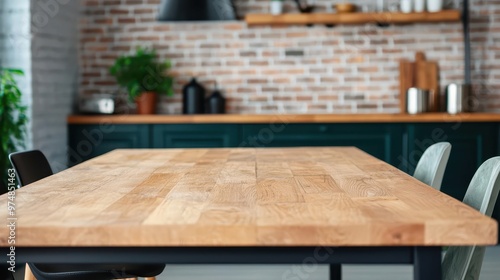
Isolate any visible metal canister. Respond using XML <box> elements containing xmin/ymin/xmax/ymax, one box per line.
<box><xmin>446</xmin><ymin>84</ymin><xmax>470</xmax><ymax>114</ymax></box>
<box><xmin>406</xmin><ymin>88</ymin><xmax>429</xmax><ymax>114</ymax></box>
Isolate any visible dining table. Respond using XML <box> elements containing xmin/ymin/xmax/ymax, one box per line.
<box><xmin>0</xmin><ymin>147</ymin><xmax>497</xmax><ymax>280</ymax></box>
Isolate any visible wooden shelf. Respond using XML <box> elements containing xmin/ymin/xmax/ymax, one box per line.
<box><xmin>245</xmin><ymin>10</ymin><xmax>461</xmax><ymax>26</ymax></box>
<box><xmin>68</xmin><ymin>113</ymin><xmax>500</xmax><ymax>125</ymax></box>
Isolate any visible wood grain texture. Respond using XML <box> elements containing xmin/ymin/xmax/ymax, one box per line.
<box><xmin>0</xmin><ymin>148</ymin><xmax>496</xmax><ymax>247</ymax></box>
<box><xmin>399</xmin><ymin>59</ymin><xmax>414</xmax><ymax>113</ymax></box>
<box><xmin>67</xmin><ymin>113</ymin><xmax>500</xmax><ymax>124</ymax></box>
<box><xmin>414</xmin><ymin>52</ymin><xmax>440</xmax><ymax>112</ymax></box>
<box><xmin>245</xmin><ymin>10</ymin><xmax>461</xmax><ymax>26</ymax></box>
<box><xmin>24</xmin><ymin>265</ymin><xmax>36</xmax><ymax>280</ymax></box>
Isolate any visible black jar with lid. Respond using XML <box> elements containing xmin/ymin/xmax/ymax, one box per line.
<box><xmin>182</xmin><ymin>78</ymin><xmax>205</xmax><ymax>114</ymax></box>
<box><xmin>205</xmin><ymin>89</ymin><xmax>226</xmax><ymax>114</ymax></box>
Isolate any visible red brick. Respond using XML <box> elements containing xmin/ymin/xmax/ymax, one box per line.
<box><xmin>110</xmin><ymin>9</ymin><xmax>129</xmax><ymax>15</ymax></box>
<box><xmin>134</xmin><ymin>8</ymin><xmax>154</xmax><ymax>14</ymax></box>
<box><xmin>118</xmin><ymin>17</ymin><xmax>136</xmax><ymax>23</ymax></box>
<box><xmin>82</xmin><ymin>28</ymin><xmax>104</xmax><ymax>34</ymax></box>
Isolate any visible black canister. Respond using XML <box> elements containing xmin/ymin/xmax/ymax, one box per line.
<box><xmin>206</xmin><ymin>89</ymin><xmax>226</xmax><ymax>114</ymax></box>
<box><xmin>183</xmin><ymin>78</ymin><xmax>205</xmax><ymax>114</ymax></box>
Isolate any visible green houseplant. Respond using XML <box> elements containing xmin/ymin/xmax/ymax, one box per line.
<box><xmin>0</xmin><ymin>68</ymin><xmax>28</xmax><ymax>193</ymax></box>
<box><xmin>110</xmin><ymin>48</ymin><xmax>173</xmax><ymax>114</ymax></box>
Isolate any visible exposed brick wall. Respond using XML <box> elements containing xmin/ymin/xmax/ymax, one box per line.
<box><xmin>79</xmin><ymin>0</ymin><xmax>500</xmax><ymax>114</ymax></box>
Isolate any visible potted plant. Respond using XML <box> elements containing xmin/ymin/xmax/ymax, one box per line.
<box><xmin>110</xmin><ymin>48</ymin><xmax>173</xmax><ymax>114</ymax></box>
<box><xmin>271</xmin><ymin>0</ymin><xmax>285</xmax><ymax>15</ymax></box>
<box><xmin>0</xmin><ymin>68</ymin><xmax>28</xmax><ymax>193</ymax></box>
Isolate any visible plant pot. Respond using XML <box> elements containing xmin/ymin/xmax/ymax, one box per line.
<box><xmin>135</xmin><ymin>92</ymin><xmax>157</xmax><ymax>114</ymax></box>
<box><xmin>270</xmin><ymin>1</ymin><xmax>284</xmax><ymax>15</ymax></box>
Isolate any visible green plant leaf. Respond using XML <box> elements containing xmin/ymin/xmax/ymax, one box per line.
<box><xmin>109</xmin><ymin>48</ymin><xmax>174</xmax><ymax>100</ymax></box>
<box><xmin>0</xmin><ymin>68</ymin><xmax>28</xmax><ymax>188</ymax></box>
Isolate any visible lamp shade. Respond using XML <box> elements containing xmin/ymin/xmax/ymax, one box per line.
<box><xmin>158</xmin><ymin>0</ymin><xmax>237</xmax><ymax>21</ymax></box>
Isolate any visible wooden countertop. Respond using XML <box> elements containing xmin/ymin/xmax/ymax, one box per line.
<box><xmin>67</xmin><ymin>113</ymin><xmax>500</xmax><ymax>124</ymax></box>
<box><xmin>1</xmin><ymin>147</ymin><xmax>496</xmax><ymax>246</ymax></box>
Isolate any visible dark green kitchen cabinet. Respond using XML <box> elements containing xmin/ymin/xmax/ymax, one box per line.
<box><xmin>406</xmin><ymin>123</ymin><xmax>497</xmax><ymax>200</ymax></box>
<box><xmin>152</xmin><ymin>124</ymin><xmax>240</xmax><ymax>148</ymax></box>
<box><xmin>241</xmin><ymin>124</ymin><xmax>404</xmax><ymax>166</ymax></box>
<box><xmin>68</xmin><ymin>124</ymin><xmax>150</xmax><ymax>166</ymax></box>
<box><xmin>406</xmin><ymin>123</ymin><xmax>499</xmax><ymax>229</ymax></box>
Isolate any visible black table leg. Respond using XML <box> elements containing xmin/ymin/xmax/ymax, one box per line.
<box><xmin>413</xmin><ymin>247</ymin><xmax>441</xmax><ymax>280</ymax></box>
<box><xmin>329</xmin><ymin>264</ymin><xmax>341</xmax><ymax>280</ymax></box>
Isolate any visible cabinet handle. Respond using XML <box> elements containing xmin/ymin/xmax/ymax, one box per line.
<box><xmin>319</xmin><ymin>125</ymin><xmax>328</xmax><ymax>133</ymax></box>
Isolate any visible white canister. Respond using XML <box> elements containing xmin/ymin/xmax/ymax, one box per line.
<box><xmin>400</xmin><ymin>0</ymin><xmax>413</xmax><ymax>13</ymax></box>
<box><xmin>414</xmin><ymin>0</ymin><xmax>425</xmax><ymax>12</ymax></box>
<box><xmin>270</xmin><ymin>1</ymin><xmax>284</xmax><ymax>15</ymax></box>
<box><xmin>427</xmin><ymin>0</ymin><xmax>443</xmax><ymax>12</ymax></box>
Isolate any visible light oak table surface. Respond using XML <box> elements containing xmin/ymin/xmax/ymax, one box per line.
<box><xmin>0</xmin><ymin>147</ymin><xmax>496</xmax><ymax>247</ymax></box>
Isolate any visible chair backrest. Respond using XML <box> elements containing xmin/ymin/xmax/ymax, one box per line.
<box><xmin>413</xmin><ymin>142</ymin><xmax>452</xmax><ymax>190</ymax></box>
<box><xmin>9</xmin><ymin>150</ymin><xmax>53</xmax><ymax>187</ymax></box>
<box><xmin>0</xmin><ymin>180</ymin><xmax>5</xmax><ymax>195</ymax></box>
<box><xmin>442</xmin><ymin>157</ymin><xmax>500</xmax><ymax>280</ymax></box>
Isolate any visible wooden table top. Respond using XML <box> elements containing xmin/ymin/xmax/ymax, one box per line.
<box><xmin>1</xmin><ymin>147</ymin><xmax>497</xmax><ymax>247</ymax></box>
<box><xmin>67</xmin><ymin>113</ymin><xmax>500</xmax><ymax>124</ymax></box>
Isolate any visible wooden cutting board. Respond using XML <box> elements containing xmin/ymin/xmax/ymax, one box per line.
<box><xmin>399</xmin><ymin>52</ymin><xmax>440</xmax><ymax>113</ymax></box>
<box><xmin>399</xmin><ymin>59</ymin><xmax>414</xmax><ymax>113</ymax></box>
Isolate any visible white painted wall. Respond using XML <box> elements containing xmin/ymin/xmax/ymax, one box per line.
<box><xmin>0</xmin><ymin>0</ymin><xmax>79</xmax><ymax>171</ymax></box>
<box><xmin>30</xmin><ymin>0</ymin><xmax>79</xmax><ymax>171</ymax></box>
<box><xmin>0</xmin><ymin>0</ymin><xmax>33</xmax><ymax>149</ymax></box>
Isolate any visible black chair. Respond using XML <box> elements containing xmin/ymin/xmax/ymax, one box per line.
<box><xmin>9</xmin><ymin>150</ymin><xmax>165</xmax><ymax>280</ymax></box>
<box><xmin>9</xmin><ymin>150</ymin><xmax>53</xmax><ymax>186</ymax></box>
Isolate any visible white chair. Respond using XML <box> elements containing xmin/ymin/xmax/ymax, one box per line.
<box><xmin>442</xmin><ymin>157</ymin><xmax>500</xmax><ymax>280</ymax></box>
<box><xmin>413</xmin><ymin>142</ymin><xmax>452</xmax><ymax>190</ymax></box>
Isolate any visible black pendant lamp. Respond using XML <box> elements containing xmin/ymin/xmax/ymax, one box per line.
<box><xmin>158</xmin><ymin>0</ymin><xmax>237</xmax><ymax>21</ymax></box>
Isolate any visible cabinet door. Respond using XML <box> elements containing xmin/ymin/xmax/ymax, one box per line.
<box><xmin>406</xmin><ymin>123</ymin><xmax>497</xmax><ymax>199</ymax></box>
<box><xmin>68</xmin><ymin>124</ymin><xmax>150</xmax><ymax>165</ymax></box>
<box><xmin>152</xmin><ymin>124</ymin><xmax>240</xmax><ymax>148</ymax></box>
<box><xmin>407</xmin><ymin>123</ymin><xmax>499</xmax><ymax>241</ymax></box>
<box><xmin>241</xmin><ymin>124</ymin><xmax>404</xmax><ymax>166</ymax></box>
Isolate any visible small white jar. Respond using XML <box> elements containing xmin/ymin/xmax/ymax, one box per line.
<box><xmin>270</xmin><ymin>1</ymin><xmax>284</xmax><ymax>15</ymax></box>
<box><xmin>427</xmin><ymin>0</ymin><xmax>443</xmax><ymax>12</ymax></box>
<box><xmin>414</xmin><ymin>0</ymin><xmax>425</xmax><ymax>12</ymax></box>
<box><xmin>400</xmin><ymin>0</ymin><xmax>413</xmax><ymax>13</ymax></box>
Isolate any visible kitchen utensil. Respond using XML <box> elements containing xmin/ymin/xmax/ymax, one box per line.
<box><xmin>399</xmin><ymin>59</ymin><xmax>415</xmax><ymax>113</ymax></box>
<box><xmin>407</xmin><ymin>87</ymin><xmax>429</xmax><ymax>114</ymax></box>
<box><xmin>183</xmin><ymin>78</ymin><xmax>205</xmax><ymax>114</ymax></box>
<box><xmin>335</xmin><ymin>3</ymin><xmax>357</xmax><ymax>13</ymax></box>
<box><xmin>414</xmin><ymin>52</ymin><xmax>440</xmax><ymax>112</ymax></box>
<box><xmin>446</xmin><ymin>83</ymin><xmax>470</xmax><ymax>114</ymax></box>
<box><xmin>398</xmin><ymin>52</ymin><xmax>441</xmax><ymax>113</ymax></box>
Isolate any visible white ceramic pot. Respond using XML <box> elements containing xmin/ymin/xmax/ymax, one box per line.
<box><xmin>270</xmin><ymin>1</ymin><xmax>284</xmax><ymax>15</ymax></box>
<box><xmin>414</xmin><ymin>0</ymin><xmax>425</xmax><ymax>12</ymax></box>
<box><xmin>400</xmin><ymin>0</ymin><xmax>413</xmax><ymax>13</ymax></box>
<box><xmin>427</xmin><ymin>0</ymin><xmax>443</xmax><ymax>12</ymax></box>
